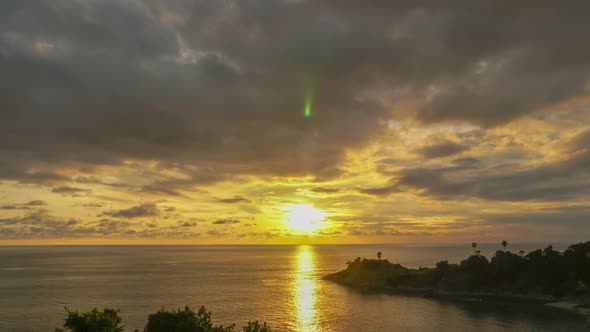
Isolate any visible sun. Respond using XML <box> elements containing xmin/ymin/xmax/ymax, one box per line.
<box><xmin>285</xmin><ymin>204</ymin><xmax>326</xmax><ymax>233</ymax></box>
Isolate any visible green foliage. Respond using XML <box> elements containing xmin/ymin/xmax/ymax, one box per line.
<box><xmin>339</xmin><ymin>257</ymin><xmax>408</xmax><ymax>288</ymax></box>
<box><xmin>145</xmin><ymin>306</ymin><xmax>206</xmax><ymax>332</ymax></box>
<box><xmin>328</xmin><ymin>241</ymin><xmax>590</xmax><ymax>299</ymax></box>
<box><xmin>436</xmin><ymin>260</ymin><xmax>449</xmax><ymax>271</ymax></box>
<box><xmin>57</xmin><ymin>306</ymin><xmax>271</xmax><ymax>332</ymax></box>
<box><xmin>242</xmin><ymin>321</ymin><xmax>271</xmax><ymax>332</ymax></box>
<box><xmin>55</xmin><ymin>307</ymin><xmax>124</xmax><ymax>332</ymax></box>
<box><xmin>576</xmin><ymin>280</ymin><xmax>588</xmax><ymax>294</ymax></box>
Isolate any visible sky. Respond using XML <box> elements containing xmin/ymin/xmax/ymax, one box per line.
<box><xmin>2</xmin><ymin>1</ymin><xmax>590</xmax><ymax>244</ymax></box>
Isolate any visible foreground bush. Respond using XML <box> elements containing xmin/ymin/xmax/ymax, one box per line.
<box><xmin>55</xmin><ymin>308</ymin><xmax>124</xmax><ymax>332</ymax></box>
<box><xmin>56</xmin><ymin>306</ymin><xmax>271</xmax><ymax>332</ymax></box>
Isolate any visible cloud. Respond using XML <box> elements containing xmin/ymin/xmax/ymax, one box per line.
<box><xmin>2</xmin><ymin>1</ymin><xmax>590</xmax><ymax>243</ymax></box>
<box><xmin>397</xmin><ymin>150</ymin><xmax>590</xmax><ymax>201</ymax></box>
<box><xmin>357</xmin><ymin>185</ymin><xmax>399</xmax><ymax>197</ymax></box>
<box><xmin>214</xmin><ymin>196</ymin><xmax>251</xmax><ymax>204</ymax></box>
<box><xmin>52</xmin><ymin>186</ymin><xmax>92</xmax><ymax>195</ymax></box>
<box><xmin>212</xmin><ymin>219</ymin><xmax>240</xmax><ymax>225</ymax></box>
<box><xmin>81</xmin><ymin>203</ymin><xmax>104</xmax><ymax>208</ymax></box>
<box><xmin>181</xmin><ymin>221</ymin><xmax>197</xmax><ymax>227</ymax></box>
<box><xmin>357</xmin><ymin>179</ymin><xmax>400</xmax><ymax>196</ymax></box>
<box><xmin>417</xmin><ymin>141</ymin><xmax>469</xmax><ymax>159</ymax></box>
<box><xmin>569</xmin><ymin>129</ymin><xmax>590</xmax><ymax>152</ymax></box>
<box><xmin>0</xmin><ymin>210</ymin><xmax>88</xmax><ymax>238</ymax></box>
<box><xmin>207</xmin><ymin>230</ymin><xmax>230</xmax><ymax>237</ymax></box>
<box><xmin>486</xmin><ymin>206</ymin><xmax>590</xmax><ymax>228</ymax></box>
<box><xmin>2</xmin><ymin>1</ymin><xmax>588</xmax><ymax>186</ymax></box>
<box><xmin>100</xmin><ymin>203</ymin><xmax>159</xmax><ymax>218</ymax></box>
<box><xmin>311</xmin><ymin>187</ymin><xmax>341</xmax><ymax>193</ymax></box>
<box><xmin>26</xmin><ymin>200</ymin><xmax>47</xmax><ymax>206</ymax></box>
<box><xmin>1</xmin><ymin>200</ymin><xmax>47</xmax><ymax>210</ymax></box>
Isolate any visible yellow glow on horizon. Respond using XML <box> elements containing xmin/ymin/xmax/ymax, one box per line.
<box><xmin>285</xmin><ymin>204</ymin><xmax>326</xmax><ymax>233</ymax></box>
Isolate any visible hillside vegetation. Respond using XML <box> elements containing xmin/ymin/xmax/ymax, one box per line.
<box><xmin>324</xmin><ymin>241</ymin><xmax>590</xmax><ymax>301</ymax></box>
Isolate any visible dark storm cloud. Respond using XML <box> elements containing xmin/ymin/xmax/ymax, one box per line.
<box><xmin>397</xmin><ymin>150</ymin><xmax>590</xmax><ymax>201</ymax></box>
<box><xmin>417</xmin><ymin>141</ymin><xmax>469</xmax><ymax>159</ymax></box>
<box><xmin>1</xmin><ymin>0</ymin><xmax>590</xmax><ymax>185</ymax></box>
<box><xmin>100</xmin><ymin>203</ymin><xmax>160</xmax><ymax>218</ymax></box>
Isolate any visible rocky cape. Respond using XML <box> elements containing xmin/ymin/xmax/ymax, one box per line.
<box><xmin>323</xmin><ymin>247</ymin><xmax>590</xmax><ymax>319</ymax></box>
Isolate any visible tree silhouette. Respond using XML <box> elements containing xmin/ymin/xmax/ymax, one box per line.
<box><xmin>502</xmin><ymin>240</ymin><xmax>508</xmax><ymax>251</ymax></box>
<box><xmin>475</xmin><ymin>250</ymin><xmax>481</xmax><ymax>256</ymax></box>
<box><xmin>55</xmin><ymin>307</ymin><xmax>124</xmax><ymax>332</ymax></box>
<box><xmin>377</xmin><ymin>251</ymin><xmax>382</xmax><ymax>260</ymax></box>
<box><xmin>519</xmin><ymin>250</ymin><xmax>525</xmax><ymax>257</ymax></box>
<box><xmin>472</xmin><ymin>242</ymin><xmax>477</xmax><ymax>254</ymax></box>
<box><xmin>56</xmin><ymin>306</ymin><xmax>272</xmax><ymax>332</ymax></box>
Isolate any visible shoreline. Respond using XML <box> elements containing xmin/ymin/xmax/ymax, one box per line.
<box><xmin>324</xmin><ymin>278</ymin><xmax>590</xmax><ymax>319</ymax></box>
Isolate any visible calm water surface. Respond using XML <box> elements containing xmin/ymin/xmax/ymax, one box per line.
<box><xmin>0</xmin><ymin>244</ymin><xmax>587</xmax><ymax>331</ymax></box>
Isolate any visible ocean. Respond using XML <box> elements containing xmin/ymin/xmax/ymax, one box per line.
<box><xmin>0</xmin><ymin>244</ymin><xmax>586</xmax><ymax>331</ymax></box>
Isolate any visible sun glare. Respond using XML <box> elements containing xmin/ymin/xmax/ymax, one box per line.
<box><xmin>285</xmin><ymin>204</ymin><xmax>326</xmax><ymax>233</ymax></box>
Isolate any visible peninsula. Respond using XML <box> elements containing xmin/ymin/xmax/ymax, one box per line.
<box><xmin>324</xmin><ymin>242</ymin><xmax>590</xmax><ymax>317</ymax></box>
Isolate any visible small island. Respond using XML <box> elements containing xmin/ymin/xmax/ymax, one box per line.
<box><xmin>324</xmin><ymin>241</ymin><xmax>590</xmax><ymax>318</ymax></box>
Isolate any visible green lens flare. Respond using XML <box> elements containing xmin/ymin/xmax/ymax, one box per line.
<box><xmin>304</xmin><ymin>91</ymin><xmax>312</xmax><ymax>118</ymax></box>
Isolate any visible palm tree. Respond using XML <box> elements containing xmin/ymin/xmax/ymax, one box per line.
<box><xmin>502</xmin><ymin>240</ymin><xmax>508</xmax><ymax>251</ymax></box>
<box><xmin>472</xmin><ymin>242</ymin><xmax>477</xmax><ymax>254</ymax></box>
<box><xmin>377</xmin><ymin>251</ymin><xmax>382</xmax><ymax>260</ymax></box>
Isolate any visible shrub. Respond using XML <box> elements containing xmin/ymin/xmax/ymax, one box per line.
<box><xmin>57</xmin><ymin>306</ymin><xmax>271</xmax><ymax>332</ymax></box>
<box><xmin>55</xmin><ymin>307</ymin><xmax>124</xmax><ymax>332</ymax></box>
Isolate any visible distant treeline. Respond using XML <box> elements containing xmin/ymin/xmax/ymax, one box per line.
<box><xmin>55</xmin><ymin>305</ymin><xmax>271</xmax><ymax>332</ymax></box>
<box><xmin>325</xmin><ymin>241</ymin><xmax>590</xmax><ymax>300</ymax></box>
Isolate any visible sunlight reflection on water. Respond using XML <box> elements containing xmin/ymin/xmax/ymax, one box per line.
<box><xmin>292</xmin><ymin>245</ymin><xmax>319</xmax><ymax>332</ymax></box>
<box><xmin>1</xmin><ymin>245</ymin><xmax>586</xmax><ymax>332</ymax></box>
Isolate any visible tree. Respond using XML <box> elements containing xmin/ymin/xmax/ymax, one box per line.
<box><xmin>377</xmin><ymin>251</ymin><xmax>382</xmax><ymax>260</ymax></box>
<box><xmin>475</xmin><ymin>250</ymin><xmax>481</xmax><ymax>256</ymax></box>
<box><xmin>472</xmin><ymin>242</ymin><xmax>477</xmax><ymax>254</ymax></box>
<box><xmin>57</xmin><ymin>306</ymin><xmax>272</xmax><ymax>332</ymax></box>
<box><xmin>242</xmin><ymin>321</ymin><xmax>271</xmax><ymax>332</ymax></box>
<box><xmin>501</xmin><ymin>240</ymin><xmax>508</xmax><ymax>251</ymax></box>
<box><xmin>55</xmin><ymin>307</ymin><xmax>124</xmax><ymax>332</ymax></box>
<box><xmin>436</xmin><ymin>260</ymin><xmax>449</xmax><ymax>271</ymax></box>
<box><xmin>519</xmin><ymin>250</ymin><xmax>525</xmax><ymax>257</ymax></box>
<box><xmin>143</xmin><ymin>306</ymin><xmax>271</xmax><ymax>332</ymax></box>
